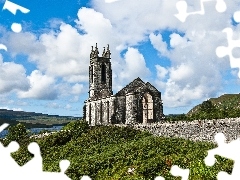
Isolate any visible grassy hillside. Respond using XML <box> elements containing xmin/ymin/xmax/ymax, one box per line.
<box><xmin>3</xmin><ymin>121</ymin><xmax>233</xmax><ymax>180</ymax></box>
<box><xmin>188</xmin><ymin>94</ymin><xmax>240</xmax><ymax>115</ymax></box>
<box><xmin>186</xmin><ymin>93</ymin><xmax>240</xmax><ymax>120</ymax></box>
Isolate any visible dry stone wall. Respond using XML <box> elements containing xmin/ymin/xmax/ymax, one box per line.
<box><xmin>112</xmin><ymin>118</ymin><xmax>240</xmax><ymax>143</ymax></box>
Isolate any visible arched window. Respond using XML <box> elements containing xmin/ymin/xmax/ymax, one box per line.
<box><xmin>101</xmin><ymin>63</ymin><xmax>106</xmax><ymax>83</ymax></box>
<box><xmin>142</xmin><ymin>92</ymin><xmax>153</xmax><ymax>123</ymax></box>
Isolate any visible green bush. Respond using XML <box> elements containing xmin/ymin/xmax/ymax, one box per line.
<box><xmin>11</xmin><ymin>125</ymin><xmax>233</xmax><ymax>180</ymax></box>
<box><xmin>5</xmin><ymin>123</ymin><xmax>29</xmax><ymax>144</ymax></box>
<box><xmin>62</xmin><ymin>119</ymin><xmax>89</xmax><ymax>139</ymax></box>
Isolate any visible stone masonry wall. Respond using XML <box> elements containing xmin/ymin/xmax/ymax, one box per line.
<box><xmin>112</xmin><ymin>118</ymin><xmax>240</xmax><ymax>143</ymax></box>
<box><xmin>125</xmin><ymin>92</ymin><xmax>136</xmax><ymax>124</ymax></box>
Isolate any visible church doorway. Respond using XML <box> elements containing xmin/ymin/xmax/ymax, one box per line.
<box><xmin>142</xmin><ymin>92</ymin><xmax>154</xmax><ymax>123</ymax></box>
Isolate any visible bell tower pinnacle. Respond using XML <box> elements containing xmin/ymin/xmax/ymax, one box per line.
<box><xmin>89</xmin><ymin>43</ymin><xmax>113</xmax><ymax>99</ymax></box>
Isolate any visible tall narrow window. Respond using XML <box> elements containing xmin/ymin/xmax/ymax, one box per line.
<box><xmin>90</xmin><ymin>65</ymin><xmax>93</xmax><ymax>83</ymax></box>
<box><xmin>142</xmin><ymin>92</ymin><xmax>153</xmax><ymax>123</ymax></box>
<box><xmin>101</xmin><ymin>63</ymin><xmax>106</xmax><ymax>83</ymax></box>
<box><xmin>89</xmin><ymin>104</ymin><xmax>91</xmax><ymax>125</ymax></box>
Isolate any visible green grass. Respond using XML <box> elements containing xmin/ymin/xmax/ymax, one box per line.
<box><xmin>3</xmin><ymin>121</ymin><xmax>234</xmax><ymax>180</ymax></box>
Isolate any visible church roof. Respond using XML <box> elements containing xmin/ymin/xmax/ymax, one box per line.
<box><xmin>115</xmin><ymin>77</ymin><xmax>146</xmax><ymax>96</ymax></box>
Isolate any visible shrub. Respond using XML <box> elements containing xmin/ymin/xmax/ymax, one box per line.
<box><xmin>5</xmin><ymin>123</ymin><xmax>29</xmax><ymax>144</ymax></box>
<box><xmin>62</xmin><ymin>119</ymin><xmax>89</xmax><ymax>139</ymax></box>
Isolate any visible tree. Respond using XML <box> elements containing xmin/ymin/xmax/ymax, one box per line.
<box><xmin>200</xmin><ymin>100</ymin><xmax>216</xmax><ymax>114</ymax></box>
<box><xmin>5</xmin><ymin>123</ymin><xmax>29</xmax><ymax>143</ymax></box>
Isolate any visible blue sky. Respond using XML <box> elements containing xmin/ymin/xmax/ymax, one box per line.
<box><xmin>0</xmin><ymin>0</ymin><xmax>240</xmax><ymax>117</ymax></box>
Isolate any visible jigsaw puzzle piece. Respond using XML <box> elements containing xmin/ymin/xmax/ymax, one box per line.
<box><xmin>0</xmin><ymin>124</ymin><xmax>20</xmax><ymax>173</ymax></box>
<box><xmin>154</xmin><ymin>165</ymin><xmax>189</xmax><ymax>180</ymax></box>
<box><xmin>21</xmin><ymin>142</ymin><xmax>42</xmax><ymax>173</ymax></box>
<box><xmin>2</xmin><ymin>0</ymin><xmax>30</xmax><ymax>15</ymax></box>
<box><xmin>175</xmin><ymin>0</ymin><xmax>226</xmax><ymax>22</ymax></box>
<box><xmin>154</xmin><ymin>176</ymin><xmax>165</xmax><ymax>180</ymax></box>
<box><xmin>175</xmin><ymin>1</ymin><xmax>189</xmax><ymax>22</ymax></box>
<box><xmin>216</xmin><ymin>28</ymin><xmax>240</xmax><ymax>78</ymax></box>
<box><xmin>205</xmin><ymin>133</ymin><xmax>240</xmax><ymax>179</ymax></box>
<box><xmin>170</xmin><ymin>165</ymin><xmax>189</xmax><ymax>180</ymax></box>
<box><xmin>81</xmin><ymin>175</ymin><xmax>92</xmax><ymax>180</ymax></box>
<box><xmin>234</xmin><ymin>11</ymin><xmax>240</xmax><ymax>23</ymax></box>
<box><xmin>0</xmin><ymin>141</ymin><xmax>21</xmax><ymax>177</ymax></box>
<box><xmin>215</xmin><ymin>0</ymin><xmax>226</xmax><ymax>13</ymax></box>
<box><xmin>217</xmin><ymin>171</ymin><xmax>233</xmax><ymax>180</ymax></box>
<box><xmin>0</xmin><ymin>123</ymin><xmax>74</xmax><ymax>179</ymax></box>
<box><xmin>0</xmin><ymin>123</ymin><xmax>9</xmax><ymax>132</ymax></box>
<box><xmin>0</xmin><ymin>44</ymin><xmax>7</xmax><ymax>51</ymax></box>
<box><xmin>216</xmin><ymin>45</ymin><xmax>228</xmax><ymax>58</ymax></box>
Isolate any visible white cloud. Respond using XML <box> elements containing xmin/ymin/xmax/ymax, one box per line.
<box><xmin>0</xmin><ymin>54</ymin><xmax>29</xmax><ymax>94</ymax></box>
<box><xmin>105</xmin><ymin>0</ymin><xmax>120</xmax><ymax>3</ymax></box>
<box><xmin>69</xmin><ymin>96</ymin><xmax>80</xmax><ymax>103</ymax></box>
<box><xmin>149</xmin><ymin>33</ymin><xmax>169</xmax><ymax>56</ymax></box>
<box><xmin>155</xmin><ymin>65</ymin><xmax>168</xmax><ymax>79</ymax></box>
<box><xmin>169</xmin><ymin>63</ymin><xmax>194</xmax><ymax>82</ymax></box>
<box><xmin>17</xmin><ymin>70</ymin><xmax>57</xmax><ymax>100</ymax></box>
<box><xmin>118</xmin><ymin>47</ymin><xmax>150</xmax><ymax>86</ymax></box>
<box><xmin>76</xmin><ymin>7</ymin><xmax>113</xmax><ymax>38</ymax></box>
<box><xmin>170</xmin><ymin>33</ymin><xmax>188</xmax><ymax>48</ymax></box>
<box><xmin>5</xmin><ymin>32</ymin><xmax>45</xmax><ymax>59</ymax></box>
<box><xmin>64</xmin><ymin>104</ymin><xmax>72</xmax><ymax>110</ymax></box>
<box><xmin>71</xmin><ymin>83</ymin><xmax>84</xmax><ymax>95</ymax></box>
<box><xmin>2</xmin><ymin>0</ymin><xmax>240</xmax><ymax>111</ymax></box>
<box><xmin>46</xmin><ymin>102</ymin><xmax>61</xmax><ymax>109</ymax></box>
<box><xmin>92</xmin><ymin>0</ymin><xmax>180</xmax><ymax>46</ymax></box>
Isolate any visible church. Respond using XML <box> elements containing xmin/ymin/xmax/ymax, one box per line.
<box><xmin>83</xmin><ymin>44</ymin><xmax>164</xmax><ymax>125</ymax></box>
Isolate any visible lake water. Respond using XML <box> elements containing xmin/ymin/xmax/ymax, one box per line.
<box><xmin>0</xmin><ymin>125</ymin><xmax>64</xmax><ymax>138</ymax></box>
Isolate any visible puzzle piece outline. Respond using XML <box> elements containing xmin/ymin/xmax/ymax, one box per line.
<box><xmin>155</xmin><ymin>165</ymin><xmax>190</xmax><ymax>180</ymax></box>
<box><xmin>0</xmin><ymin>123</ymin><xmax>91</xmax><ymax>180</ymax></box>
<box><xmin>204</xmin><ymin>132</ymin><xmax>240</xmax><ymax>179</ymax></box>
<box><xmin>215</xmin><ymin>27</ymin><xmax>240</xmax><ymax>78</ymax></box>
<box><xmin>2</xmin><ymin>0</ymin><xmax>30</xmax><ymax>33</ymax></box>
<box><xmin>175</xmin><ymin>0</ymin><xmax>227</xmax><ymax>22</ymax></box>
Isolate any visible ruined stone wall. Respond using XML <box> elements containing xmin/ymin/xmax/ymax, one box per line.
<box><xmin>125</xmin><ymin>92</ymin><xmax>137</xmax><ymax>124</ymax></box>
<box><xmin>112</xmin><ymin>118</ymin><xmax>240</xmax><ymax>143</ymax></box>
<box><xmin>85</xmin><ymin>96</ymin><xmax>113</xmax><ymax>126</ymax></box>
<box><xmin>114</xmin><ymin>96</ymin><xmax>126</xmax><ymax>124</ymax></box>
<box><xmin>109</xmin><ymin>96</ymin><xmax>116</xmax><ymax>123</ymax></box>
<box><xmin>154</xmin><ymin>95</ymin><xmax>164</xmax><ymax>121</ymax></box>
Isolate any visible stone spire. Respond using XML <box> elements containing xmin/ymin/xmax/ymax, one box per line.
<box><xmin>102</xmin><ymin>47</ymin><xmax>106</xmax><ymax>56</ymax></box>
<box><xmin>90</xmin><ymin>45</ymin><xmax>94</xmax><ymax>59</ymax></box>
<box><xmin>90</xmin><ymin>43</ymin><xmax>99</xmax><ymax>59</ymax></box>
<box><xmin>103</xmin><ymin>44</ymin><xmax>111</xmax><ymax>58</ymax></box>
<box><xmin>94</xmin><ymin>43</ymin><xmax>99</xmax><ymax>58</ymax></box>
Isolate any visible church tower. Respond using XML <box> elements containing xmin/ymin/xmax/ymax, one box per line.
<box><xmin>89</xmin><ymin>43</ymin><xmax>113</xmax><ymax>99</ymax></box>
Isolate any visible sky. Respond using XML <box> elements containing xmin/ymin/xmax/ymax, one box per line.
<box><xmin>0</xmin><ymin>0</ymin><xmax>240</xmax><ymax>117</ymax></box>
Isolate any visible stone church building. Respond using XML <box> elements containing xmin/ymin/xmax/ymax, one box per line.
<box><xmin>83</xmin><ymin>44</ymin><xmax>164</xmax><ymax>125</ymax></box>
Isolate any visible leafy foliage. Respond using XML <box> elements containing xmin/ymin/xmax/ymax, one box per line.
<box><xmin>62</xmin><ymin>119</ymin><xmax>89</xmax><ymax>139</ymax></box>
<box><xmin>5</xmin><ymin>123</ymin><xmax>30</xmax><ymax>144</ymax></box>
<box><xmin>7</xmin><ymin>123</ymin><xmax>233</xmax><ymax>180</ymax></box>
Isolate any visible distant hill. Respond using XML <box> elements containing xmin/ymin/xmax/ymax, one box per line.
<box><xmin>0</xmin><ymin>109</ymin><xmax>81</xmax><ymax>128</ymax></box>
<box><xmin>0</xmin><ymin>109</ymin><xmax>80</xmax><ymax>120</ymax></box>
<box><xmin>187</xmin><ymin>93</ymin><xmax>240</xmax><ymax>119</ymax></box>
